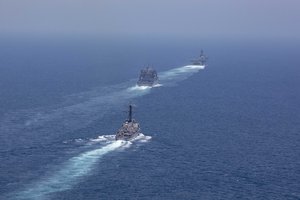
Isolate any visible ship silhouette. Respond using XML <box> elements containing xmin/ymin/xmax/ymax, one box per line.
<box><xmin>191</xmin><ymin>50</ymin><xmax>208</xmax><ymax>66</ymax></box>
<box><xmin>115</xmin><ymin>105</ymin><xmax>141</xmax><ymax>141</ymax></box>
<box><xmin>137</xmin><ymin>67</ymin><xmax>159</xmax><ymax>87</ymax></box>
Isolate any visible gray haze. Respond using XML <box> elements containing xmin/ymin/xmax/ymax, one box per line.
<box><xmin>0</xmin><ymin>0</ymin><xmax>299</xmax><ymax>39</ymax></box>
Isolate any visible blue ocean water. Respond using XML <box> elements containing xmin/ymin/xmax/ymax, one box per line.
<box><xmin>0</xmin><ymin>37</ymin><xmax>300</xmax><ymax>200</ymax></box>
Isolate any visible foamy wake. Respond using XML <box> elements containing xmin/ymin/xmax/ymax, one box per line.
<box><xmin>128</xmin><ymin>83</ymin><xmax>163</xmax><ymax>91</ymax></box>
<box><xmin>13</xmin><ymin>134</ymin><xmax>151</xmax><ymax>200</ymax></box>
<box><xmin>89</xmin><ymin>133</ymin><xmax>151</xmax><ymax>145</ymax></box>
<box><xmin>127</xmin><ymin>65</ymin><xmax>204</xmax><ymax>90</ymax></box>
<box><xmin>159</xmin><ymin>65</ymin><xmax>205</xmax><ymax>83</ymax></box>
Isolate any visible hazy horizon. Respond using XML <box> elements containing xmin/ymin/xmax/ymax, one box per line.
<box><xmin>0</xmin><ymin>0</ymin><xmax>299</xmax><ymax>40</ymax></box>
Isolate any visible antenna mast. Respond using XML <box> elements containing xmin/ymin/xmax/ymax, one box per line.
<box><xmin>128</xmin><ymin>104</ymin><xmax>132</xmax><ymax>122</ymax></box>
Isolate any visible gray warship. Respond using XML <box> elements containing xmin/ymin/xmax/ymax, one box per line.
<box><xmin>115</xmin><ymin>105</ymin><xmax>141</xmax><ymax>141</ymax></box>
<box><xmin>137</xmin><ymin>67</ymin><xmax>159</xmax><ymax>87</ymax></box>
<box><xmin>192</xmin><ymin>50</ymin><xmax>208</xmax><ymax>66</ymax></box>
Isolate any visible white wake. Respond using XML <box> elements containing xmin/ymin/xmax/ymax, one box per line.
<box><xmin>15</xmin><ymin>141</ymin><xmax>126</xmax><ymax>200</ymax></box>
<box><xmin>13</xmin><ymin>134</ymin><xmax>151</xmax><ymax>200</ymax></box>
<box><xmin>159</xmin><ymin>65</ymin><xmax>205</xmax><ymax>85</ymax></box>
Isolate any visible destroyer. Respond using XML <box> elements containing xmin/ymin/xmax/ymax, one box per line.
<box><xmin>115</xmin><ymin>105</ymin><xmax>141</xmax><ymax>141</ymax></box>
<box><xmin>137</xmin><ymin>67</ymin><xmax>159</xmax><ymax>87</ymax></box>
<box><xmin>191</xmin><ymin>50</ymin><xmax>208</xmax><ymax>66</ymax></box>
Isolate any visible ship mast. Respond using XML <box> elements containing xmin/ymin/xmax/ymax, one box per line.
<box><xmin>128</xmin><ymin>104</ymin><xmax>132</xmax><ymax>122</ymax></box>
<box><xmin>199</xmin><ymin>50</ymin><xmax>207</xmax><ymax>64</ymax></box>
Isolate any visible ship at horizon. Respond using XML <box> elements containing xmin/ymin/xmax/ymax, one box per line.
<box><xmin>191</xmin><ymin>50</ymin><xmax>208</xmax><ymax>66</ymax></box>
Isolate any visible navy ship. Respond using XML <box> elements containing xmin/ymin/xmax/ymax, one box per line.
<box><xmin>115</xmin><ymin>105</ymin><xmax>141</xmax><ymax>141</ymax></box>
<box><xmin>137</xmin><ymin>67</ymin><xmax>159</xmax><ymax>87</ymax></box>
<box><xmin>191</xmin><ymin>50</ymin><xmax>208</xmax><ymax>66</ymax></box>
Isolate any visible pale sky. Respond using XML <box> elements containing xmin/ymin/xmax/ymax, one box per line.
<box><xmin>0</xmin><ymin>0</ymin><xmax>299</xmax><ymax>39</ymax></box>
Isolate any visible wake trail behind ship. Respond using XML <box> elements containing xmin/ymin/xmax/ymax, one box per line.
<box><xmin>13</xmin><ymin>140</ymin><xmax>126</xmax><ymax>200</ymax></box>
<box><xmin>11</xmin><ymin>134</ymin><xmax>151</xmax><ymax>200</ymax></box>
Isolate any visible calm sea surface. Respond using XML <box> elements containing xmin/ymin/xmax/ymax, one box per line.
<box><xmin>0</xmin><ymin>37</ymin><xmax>299</xmax><ymax>200</ymax></box>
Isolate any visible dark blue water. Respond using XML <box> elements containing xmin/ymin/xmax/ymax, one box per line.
<box><xmin>0</xmin><ymin>37</ymin><xmax>300</xmax><ymax>200</ymax></box>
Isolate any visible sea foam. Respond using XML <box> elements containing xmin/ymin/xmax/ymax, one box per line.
<box><xmin>14</xmin><ymin>140</ymin><xmax>125</xmax><ymax>200</ymax></box>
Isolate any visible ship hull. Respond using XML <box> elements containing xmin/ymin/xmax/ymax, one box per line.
<box><xmin>137</xmin><ymin>80</ymin><xmax>159</xmax><ymax>87</ymax></box>
<box><xmin>115</xmin><ymin>132</ymin><xmax>140</xmax><ymax>141</ymax></box>
<box><xmin>115</xmin><ymin>120</ymin><xmax>141</xmax><ymax>141</ymax></box>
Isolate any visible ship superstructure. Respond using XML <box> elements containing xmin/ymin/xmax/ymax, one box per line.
<box><xmin>115</xmin><ymin>105</ymin><xmax>141</xmax><ymax>141</ymax></box>
<box><xmin>137</xmin><ymin>67</ymin><xmax>159</xmax><ymax>87</ymax></box>
<box><xmin>191</xmin><ymin>50</ymin><xmax>208</xmax><ymax>66</ymax></box>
